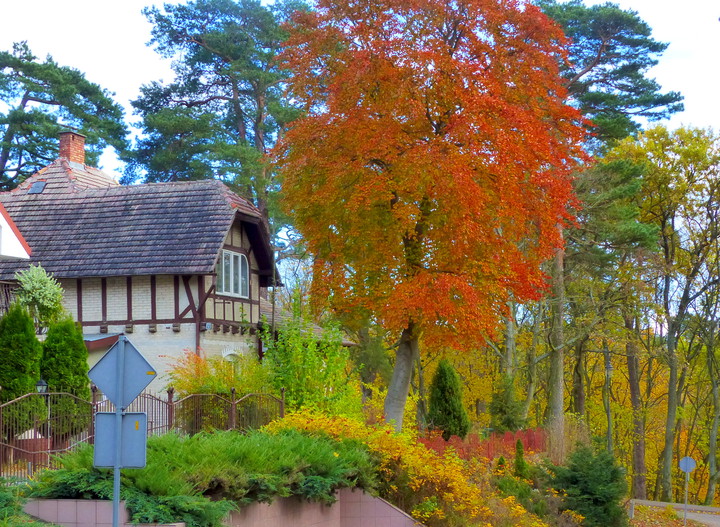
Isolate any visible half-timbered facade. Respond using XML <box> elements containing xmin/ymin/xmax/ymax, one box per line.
<box><xmin>0</xmin><ymin>132</ymin><xmax>278</xmax><ymax>388</ymax></box>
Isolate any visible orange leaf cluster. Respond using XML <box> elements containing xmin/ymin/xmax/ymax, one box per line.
<box><xmin>277</xmin><ymin>0</ymin><xmax>587</xmax><ymax>348</ymax></box>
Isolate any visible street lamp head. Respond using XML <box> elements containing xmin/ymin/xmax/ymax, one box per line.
<box><xmin>36</xmin><ymin>378</ymin><xmax>48</xmax><ymax>394</ymax></box>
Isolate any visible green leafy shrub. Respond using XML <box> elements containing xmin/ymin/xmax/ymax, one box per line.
<box><xmin>551</xmin><ymin>445</ymin><xmax>627</xmax><ymax>527</ymax></box>
<box><xmin>14</xmin><ymin>264</ymin><xmax>64</xmax><ymax>332</ymax></box>
<box><xmin>426</xmin><ymin>359</ymin><xmax>471</xmax><ymax>440</ymax></box>
<box><xmin>261</xmin><ymin>302</ymin><xmax>363</xmax><ymax>418</ymax></box>
<box><xmin>27</xmin><ymin>429</ymin><xmax>378</xmax><ymax>527</ymax></box>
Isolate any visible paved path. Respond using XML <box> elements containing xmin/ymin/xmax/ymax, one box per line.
<box><xmin>632</xmin><ymin>499</ymin><xmax>720</xmax><ymax>526</ymax></box>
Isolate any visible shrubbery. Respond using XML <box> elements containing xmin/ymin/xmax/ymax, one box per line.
<box><xmin>551</xmin><ymin>445</ymin><xmax>627</xmax><ymax>527</ymax></box>
<box><xmin>27</xmin><ymin>429</ymin><xmax>377</xmax><ymax>527</ymax></box>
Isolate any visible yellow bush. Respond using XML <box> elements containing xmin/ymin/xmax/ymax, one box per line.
<box><xmin>265</xmin><ymin>412</ymin><xmax>548</xmax><ymax>527</ymax></box>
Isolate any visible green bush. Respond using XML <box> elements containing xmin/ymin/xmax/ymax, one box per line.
<box><xmin>27</xmin><ymin>429</ymin><xmax>378</xmax><ymax>527</ymax></box>
<box><xmin>41</xmin><ymin>317</ymin><xmax>92</xmax><ymax>442</ymax></box>
<box><xmin>513</xmin><ymin>439</ymin><xmax>530</xmax><ymax>480</ymax></box>
<box><xmin>0</xmin><ymin>478</ymin><xmax>57</xmax><ymax>526</ymax></box>
<box><xmin>551</xmin><ymin>445</ymin><xmax>627</xmax><ymax>527</ymax></box>
<box><xmin>0</xmin><ymin>303</ymin><xmax>44</xmax><ymax>439</ymax></box>
<box><xmin>261</xmin><ymin>301</ymin><xmax>363</xmax><ymax>418</ymax></box>
<box><xmin>488</xmin><ymin>375</ymin><xmax>525</xmax><ymax>433</ymax></box>
<box><xmin>14</xmin><ymin>264</ymin><xmax>64</xmax><ymax>332</ymax></box>
<box><xmin>427</xmin><ymin>359</ymin><xmax>471</xmax><ymax>440</ymax></box>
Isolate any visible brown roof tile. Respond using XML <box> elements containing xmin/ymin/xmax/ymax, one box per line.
<box><xmin>0</xmin><ymin>160</ymin><xmax>274</xmax><ymax>281</ymax></box>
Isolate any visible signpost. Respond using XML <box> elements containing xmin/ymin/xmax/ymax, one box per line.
<box><xmin>679</xmin><ymin>456</ymin><xmax>697</xmax><ymax>526</ymax></box>
<box><xmin>89</xmin><ymin>336</ymin><xmax>156</xmax><ymax>527</ymax></box>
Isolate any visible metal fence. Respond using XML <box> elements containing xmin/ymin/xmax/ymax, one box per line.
<box><xmin>0</xmin><ymin>388</ymin><xmax>284</xmax><ymax>479</ymax></box>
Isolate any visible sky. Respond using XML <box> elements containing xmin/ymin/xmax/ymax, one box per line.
<box><xmin>1</xmin><ymin>0</ymin><xmax>719</xmax><ymax>173</ymax></box>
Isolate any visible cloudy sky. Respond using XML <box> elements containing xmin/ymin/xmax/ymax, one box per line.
<box><xmin>1</xmin><ymin>0</ymin><xmax>718</xmax><ymax>171</ymax></box>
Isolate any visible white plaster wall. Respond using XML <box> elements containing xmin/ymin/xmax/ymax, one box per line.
<box><xmin>81</xmin><ymin>278</ymin><xmax>102</xmax><ymax>321</ymax></box>
<box><xmin>131</xmin><ymin>276</ymin><xmax>152</xmax><ymax>321</ymax></box>
<box><xmin>0</xmin><ymin>213</ymin><xmax>30</xmax><ymax>259</ymax></box>
<box><xmin>60</xmin><ymin>279</ymin><xmax>78</xmax><ymax>319</ymax></box>
<box><xmin>106</xmin><ymin>277</ymin><xmax>127</xmax><ymax>321</ymax></box>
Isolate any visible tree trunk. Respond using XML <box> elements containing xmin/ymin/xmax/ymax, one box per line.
<box><xmin>503</xmin><ymin>301</ymin><xmax>517</xmax><ymax>378</ymax></box>
<box><xmin>705</xmin><ymin>364</ymin><xmax>720</xmax><ymax>504</ymax></box>
<box><xmin>660</xmin><ymin>324</ymin><xmax>679</xmax><ymax>502</ymax></box>
<box><xmin>522</xmin><ymin>302</ymin><xmax>543</xmax><ymax>421</ymax></box>
<box><xmin>602</xmin><ymin>340</ymin><xmax>613</xmax><ymax>455</ymax></box>
<box><xmin>571</xmin><ymin>338</ymin><xmax>587</xmax><ymax>416</ymax></box>
<box><xmin>548</xmin><ymin>242</ymin><xmax>565</xmax><ymax>444</ymax></box>
<box><xmin>384</xmin><ymin>323</ymin><xmax>419</xmax><ymax>432</ymax></box>
<box><xmin>625</xmin><ymin>314</ymin><xmax>647</xmax><ymax>499</ymax></box>
<box><xmin>415</xmin><ymin>353</ymin><xmax>427</xmax><ymax>431</ymax></box>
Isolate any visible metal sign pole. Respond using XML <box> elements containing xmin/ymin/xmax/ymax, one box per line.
<box><xmin>113</xmin><ymin>336</ymin><xmax>126</xmax><ymax>527</ymax></box>
<box><xmin>684</xmin><ymin>470</ymin><xmax>689</xmax><ymax>526</ymax></box>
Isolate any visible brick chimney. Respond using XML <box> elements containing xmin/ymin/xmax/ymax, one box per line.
<box><xmin>58</xmin><ymin>131</ymin><xmax>86</xmax><ymax>164</ymax></box>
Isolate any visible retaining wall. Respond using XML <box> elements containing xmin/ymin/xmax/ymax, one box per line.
<box><xmin>24</xmin><ymin>487</ymin><xmax>420</xmax><ymax>527</ymax></box>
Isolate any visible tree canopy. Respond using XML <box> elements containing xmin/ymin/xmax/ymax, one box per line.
<box><xmin>277</xmin><ymin>0</ymin><xmax>587</xmax><ymax>429</ymax></box>
<box><xmin>0</xmin><ymin>42</ymin><xmax>128</xmax><ymax>189</ymax></box>
<box><xmin>537</xmin><ymin>0</ymin><xmax>683</xmax><ymax>146</ymax></box>
<box><xmin>125</xmin><ymin>0</ymin><xmax>304</xmax><ymax>230</ymax></box>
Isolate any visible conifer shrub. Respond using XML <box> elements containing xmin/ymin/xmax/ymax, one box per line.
<box><xmin>41</xmin><ymin>317</ymin><xmax>90</xmax><ymax>397</ymax></box>
<box><xmin>426</xmin><ymin>359</ymin><xmax>471</xmax><ymax>440</ymax></box>
<box><xmin>0</xmin><ymin>303</ymin><xmax>45</xmax><ymax>439</ymax></box>
<box><xmin>551</xmin><ymin>445</ymin><xmax>627</xmax><ymax>527</ymax></box>
<box><xmin>27</xmin><ymin>429</ymin><xmax>377</xmax><ymax>527</ymax></box>
<box><xmin>488</xmin><ymin>375</ymin><xmax>525</xmax><ymax>433</ymax></box>
<box><xmin>41</xmin><ymin>316</ymin><xmax>92</xmax><ymax>442</ymax></box>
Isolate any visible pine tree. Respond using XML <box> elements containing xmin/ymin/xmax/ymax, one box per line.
<box><xmin>427</xmin><ymin>360</ymin><xmax>471</xmax><ymax>440</ymax></box>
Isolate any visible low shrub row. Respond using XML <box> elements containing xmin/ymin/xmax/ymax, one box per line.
<box><xmin>26</xmin><ymin>428</ymin><xmax>378</xmax><ymax>527</ymax></box>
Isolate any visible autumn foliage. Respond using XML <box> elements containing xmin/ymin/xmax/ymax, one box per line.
<box><xmin>277</xmin><ymin>0</ymin><xmax>586</xmax><ymax>350</ymax></box>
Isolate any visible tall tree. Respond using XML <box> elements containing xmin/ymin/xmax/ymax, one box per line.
<box><xmin>534</xmin><ymin>0</ymin><xmax>682</xmax><ymax>448</ymax></box>
<box><xmin>537</xmin><ymin>0</ymin><xmax>683</xmax><ymax>146</ymax></box>
<box><xmin>0</xmin><ymin>42</ymin><xmax>128</xmax><ymax>189</ymax></box>
<box><xmin>278</xmin><ymin>0</ymin><xmax>586</xmax><ymax>430</ymax></box>
<box><xmin>126</xmin><ymin>0</ymin><xmax>303</xmax><ymax>229</ymax></box>
<box><xmin>607</xmin><ymin>126</ymin><xmax>720</xmax><ymax>502</ymax></box>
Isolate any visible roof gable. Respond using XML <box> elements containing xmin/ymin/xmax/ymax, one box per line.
<box><xmin>0</xmin><ymin>164</ymin><xmax>272</xmax><ymax>280</ymax></box>
<box><xmin>0</xmin><ymin>203</ymin><xmax>31</xmax><ymax>259</ymax></box>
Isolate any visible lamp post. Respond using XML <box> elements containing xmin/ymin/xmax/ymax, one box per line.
<box><xmin>35</xmin><ymin>379</ymin><xmax>50</xmax><ymax>452</ymax></box>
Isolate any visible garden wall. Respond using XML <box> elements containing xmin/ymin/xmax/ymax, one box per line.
<box><xmin>24</xmin><ymin>488</ymin><xmax>420</xmax><ymax>527</ymax></box>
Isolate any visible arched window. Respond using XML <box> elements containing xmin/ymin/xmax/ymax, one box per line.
<box><xmin>215</xmin><ymin>250</ymin><xmax>249</xmax><ymax>298</ymax></box>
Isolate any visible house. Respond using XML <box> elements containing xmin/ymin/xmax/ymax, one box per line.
<box><xmin>0</xmin><ymin>131</ymin><xmax>280</xmax><ymax>389</ymax></box>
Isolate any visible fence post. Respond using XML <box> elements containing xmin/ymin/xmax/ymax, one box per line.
<box><xmin>167</xmin><ymin>387</ymin><xmax>175</xmax><ymax>431</ymax></box>
<box><xmin>89</xmin><ymin>385</ymin><xmax>98</xmax><ymax>445</ymax></box>
<box><xmin>280</xmin><ymin>387</ymin><xmax>285</xmax><ymax>418</ymax></box>
<box><xmin>229</xmin><ymin>388</ymin><xmax>237</xmax><ymax>431</ymax></box>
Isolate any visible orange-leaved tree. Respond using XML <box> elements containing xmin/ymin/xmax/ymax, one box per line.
<box><xmin>276</xmin><ymin>0</ymin><xmax>586</xmax><ymax>430</ymax></box>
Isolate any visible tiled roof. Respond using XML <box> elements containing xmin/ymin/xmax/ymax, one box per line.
<box><xmin>0</xmin><ymin>159</ymin><xmax>272</xmax><ymax>280</ymax></box>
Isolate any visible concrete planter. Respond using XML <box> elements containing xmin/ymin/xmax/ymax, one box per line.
<box><xmin>25</xmin><ymin>488</ymin><xmax>420</xmax><ymax>527</ymax></box>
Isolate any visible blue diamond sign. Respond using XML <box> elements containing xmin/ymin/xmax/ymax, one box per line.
<box><xmin>89</xmin><ymin>336</ymin><xmax>157</xmax><ymax>409</ymax></box>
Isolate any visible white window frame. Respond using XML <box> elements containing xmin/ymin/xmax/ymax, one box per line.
<box><xmin>216</xmin><ymin>249</ymin><xmax>250</xmax><ymax>298</ymax></box>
